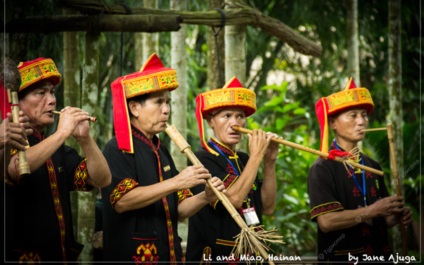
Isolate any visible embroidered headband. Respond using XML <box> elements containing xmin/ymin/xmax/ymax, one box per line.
<box><xmin>18</xmin><ymin>57</ymin><xmax>62</xmax><ymax>92</ymax></box>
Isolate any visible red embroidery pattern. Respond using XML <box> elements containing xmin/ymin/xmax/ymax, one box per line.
<box><xmin>223</xmin><ymin>172</ymin><xmax>238</xmax><ymax>189</ymax></box>
<box><xmin>73</xmin><ymin>158</ymin><xmax>90</xmax><ymax>191</ymax></box>
<box><xmin>310</xmin><ymin>201</ymin><xmax>343</xmax><ymax>220</ymax></box>
<box><xmin>18</xmin><ymin>251</ymin><xmax>41</xmax><ymax>263</ymax></box>
<box><xmin>46</xmin><ymin>157</ymin><xmax>67</xmax><ymax>260</ymax></box>
<box><xmin>110</xmin><ymin>178</ymin><xmax>138</xmax><ymax>207</ymax></box>
<box><xmin>365</xmin><ymin>171</ymin><xmax>373</xmax><ymax>179</ymax></box>
<box><xmin>133</xmin><ymin>242</ymin><xmax>159</xmax><ymax>264</ymax></box>
<box><xmin>352</xmin><ymin>186</ymin><xmax>360</xmax><ymax>197</ymax></box>
<box><xmin>177</xmin><ymin>189</ymin><xmax>193</xmax><ymax>204</ymax></box>
<box><xmin>370</xmin><ymin>186</ymin><xmax>377</xmax><ymax>197</ymax></box>
<box><xmin>31</xmin><ymin>129</ymin><xmax>68</xmax><ymax>261</ymax></box>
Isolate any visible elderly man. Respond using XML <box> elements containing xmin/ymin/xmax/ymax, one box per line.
<box><xmin>5</xmin><ymin>57</ymin><xmax>111</xmax><ymax>262</ymax></box>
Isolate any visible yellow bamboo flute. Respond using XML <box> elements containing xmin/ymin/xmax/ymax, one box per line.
<box><xmin>386</xmin><ymin>123</ymin><xmax>408</xmax><ymax>255</ymax></box>
<box><xmin>361</xmin><ymin>127</ymin><xmax>387</xmax><ymax>132</ymax></box>
<box><xmin>165</xmin><ymin>123</ymin><xmax>278</xmax><ymax>264</ymax></box>
<box><xmin>3</xmin><ymin>58</ymin><xmax>30</xmax><ymax>176</ymax></box>
<box><xmin>52</xmin><ymin>110</ymin><xmax>97</xmax><ymax>122</ymax></box>
<box><xmin>232</xmin><ymin>125</ymin><xmax>384</xmax><ymax>176</ymax></box>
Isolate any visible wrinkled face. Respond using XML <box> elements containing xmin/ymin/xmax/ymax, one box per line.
<box><xmin>129</xmin><ymin>90</ymin><xmax>171</xmax><ymax>139</ymax></box>
<box><xmin>207</xmin><ymin>107</ymin><xmax>246</xmax><ymax>149</ymax></box>
<box><xmin>329</xmin><ymin>108</ymin><xmax>368</xmax><ymax>144</ymax></box>
<box><xmin>19</xmin><ymin>79</ymin><xmax>56</xmax><ymax>132</ymax></box>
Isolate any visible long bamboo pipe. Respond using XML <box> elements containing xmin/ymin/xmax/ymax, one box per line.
<box><xmin>386</xmin><ymin>123</ymin><xmax>408</xmax><ymax>255</ymax></box>
<box><xmin>366</xmin><ymin>124</ymin><xmax>408</xmax><ymax>254</ymax></box>
<box><xmin>232</xmin><ymin>126</ymin><xmax>384</xmax><ymax>176</ymax></box>
<box><xmin>361</xmin><ymin>127</ymin><xmax>387</xmax><ymax>132</ymax></box>
<box><xmin>3</xmin><ymin>58</ymin><xmax>30</xmax><ymax>176</ymax></box>
<box><xmin>165</xmin><ymin>123</ymin><xmax>275</xmax><ymax>264</ymax></box>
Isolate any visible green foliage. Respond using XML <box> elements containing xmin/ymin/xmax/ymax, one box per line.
<box><xmin>249</xmin><ymin>82</ymin><xmax>317</xmax><ymax>256</ymax></box>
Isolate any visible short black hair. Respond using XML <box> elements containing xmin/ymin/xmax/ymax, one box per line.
<box><xmin>127</xmin><ymin>93</ymin><xmax>151</xmax><ymax>118</ymax></box>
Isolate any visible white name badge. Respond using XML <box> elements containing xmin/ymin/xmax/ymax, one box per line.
<box><xmin>242</xmin><ymin>207</ymin><xmax>260</xmax><ymax>226</ymax></box>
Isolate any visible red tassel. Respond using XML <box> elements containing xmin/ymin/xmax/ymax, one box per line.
<box><xmin>327</xmin><ymin>149</ymin><xmax>354</xmax><ymax>160</ymax></box>
<box><xmin>0</xmin><ymin>81</ymin><xmax>12</xmax><ymax>119</ymax></box>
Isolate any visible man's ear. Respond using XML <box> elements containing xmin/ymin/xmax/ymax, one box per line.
<box><xmin>205</xmin><ymin>113</ymin><xmax>218</xmax><ymax>129</ymax></box>
<box><xmin>128</xmin><ymin>101</ymin><xmax>139</xmax><ymax>118</ymax></box>
<box><xmin>329</xmin><ymin>117</ymin><xmax>336</xmax><ymax>130</ymax></box>
<box><xmin>205</xmin><ymin>115</ymin><xmax>213</xmax><ymax>127</ymax></box>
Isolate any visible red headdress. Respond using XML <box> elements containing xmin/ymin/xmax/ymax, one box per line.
<box><xmin>315</xmin><ymin>78</ymin><xmax>374</xmax><ymax>154</ymax></box>
<box><xmin>195</xmin><ymin>76</ymin><xmax>256</xmax><ymax>155</ymax></box>
<box><xmin>111</xmin><ymin>53</ymin><xmax>178</xmax><ymax>153</ymax></box>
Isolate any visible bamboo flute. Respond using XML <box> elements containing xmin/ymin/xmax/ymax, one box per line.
<box><xmin>52</xmin><ymin>110</ymin><xmax>97</xmax><ymax>122</ymax></box>
<box><xmin>3</xmin><ymin>58</ymin><xmax>30</xmax><ymax>176</ymax></box>
<box><xmin>165</xmin><ymin>123</ymin><xmax>276</xmax><ymax>264</ymax></box>
<box><xmin>232</xmin><ymin>126</ymin><xmax>384</xmax><ymax>176</ymax></box>
<box><xmin>361</xmin><ymin>127</ymin><xmax>387</xmax><ymax>132</ymax></box>
<box><xmin>386</xmin><ymin>123</ymin><xmax>408</xmax><ymax>255</ymax></box>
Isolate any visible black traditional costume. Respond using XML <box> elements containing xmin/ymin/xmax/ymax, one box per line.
<box><xmin>5</xmin><ymin>58</ymin><xmax>90</xmax><ymax>262</ymax></box>
<box><xmin>309</xmin><ymin>141</ymin><xmax>392</xmax><ymax>261</ymax></box>
<box><xmin>102</xmin><ymin>126</ymin><xmax>191</xmax><ymax>262</ymax></box>
<box><xmin>309</xmin><ymin>78</ymin><xmax>392</xmax><ymax>262</ymax></box>
<box><xmin>187</xmin><ymin>77</ymin><xmax>264</xmax><ymax>264</ymax></box>
<box><xmin>101</xmin><ymin>53</ymin><xmax>190</xmax><ymax>263</ymax></box>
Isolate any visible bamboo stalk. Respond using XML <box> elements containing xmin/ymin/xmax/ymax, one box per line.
<box><xmin>52</xmin><ymin>110</ymin><xmax>97</xmax><ymax>122</ymax></box>
<box><xmin>232</xmin><ymin>126</ymin><xmax>384</xmax><ymax>176</ymax></box>
<box><xmin>386</xmin><ymin>123</ymin><xmax>407</xmax><ymax>255</ymax></box>
<box><xmin>361</xmin><ymin>127</ymin><xmax>387</xmax><ymax>132</ymax></box>
<box><xmin>165</xmin><ymin>123</ymin><xmax>276</xmax><ymax>264</ymax></box>
<box><xmin>9</xmin><ymin>90</ymin><xmax>30</xmax><ymax>176</ymax></box>
<box><xmin>3</xmin><ymin>58</ymin><xmax>30</xmax><ymax>176</ymax></box>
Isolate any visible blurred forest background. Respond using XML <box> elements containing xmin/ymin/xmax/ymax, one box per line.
<box><xmin>2</xmin><ymin>0</ymin><xmax>422</xmax><ymax>262</ymax></box>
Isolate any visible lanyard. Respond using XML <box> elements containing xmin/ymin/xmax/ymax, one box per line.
<box><xmin>208</xmin><ymin>140</ymin><xmax>240</xmax><ymax>176</ymax></box>
<box><xmin>333</xmin><ymin>140</ymin><xmax>367</xmax><ymax>206</ymax></box>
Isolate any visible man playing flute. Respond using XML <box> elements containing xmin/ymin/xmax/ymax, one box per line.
<box><xmin>5</xmin><ymin>57</ymin><xmax>112</xmax><ymax>262</ymax></box>
<box><xmin>308</xmin><ymin>78</ymin><xmax>412</xmax><ymax>262</ymax></box>
<box><xmin>100</xmin><ymin>53</ymin><xmax>224</xmax><ymax>263</ymax></box>
<box><xmin>186</xmin><ymin>76</ymin><xmax>279</xmax><ymax>263</ymax></box>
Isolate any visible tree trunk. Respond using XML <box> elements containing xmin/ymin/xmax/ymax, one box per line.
<box><xmin>346</xmin><ymin>0</ymin><xmax>360</xmax><ymax>84</ymax></box>
<box><xmin>170</xmin><ymin>0</ymin><xmax>189</xmax><ymax>252</ymax></box>
<box><xmin>74</xmin><ymin>31</ymin><xmax>101</xmax><ymax>263</ymax></box>
<box><xmin>345</xmin><ymin>0</ymin><xmax>362</xmax><ymax>151</ymax></box>
<box><xmin>225</xmin><ymin>11</ymin><xmax>246</xmax><ymax>82</ymax></box>
<box><xmin>63</xmin><ymin>10</ymin><xmax>81</xmax><ymax>150</ymax></box>
<box><xmin>63</xmin><ymin>10</ymin><xmax>93</xmax><ymax>263</ymax></box>
<box><xmin>134</xmin><ymin>32</ymin><xmax>144</xmax><ymax>70</ymax></box>
<box><xmin>142</xmin><ymin>0</ymin><xmax>159</xmax><ymax>62</ymax></box>
<box><xmin>170</xmin><ymin>0</ymin><xmax>188</xmax><ymax>172</ymax></box>
<box><xmin>387</xmin><ymin>0</ymin><xmax>403</xmax><ymax>254</ymax></box>
<box><xmin>225</xmin><ymin>0</ymin><xmax>247</xmax><ymax>152</ymax></box>
<box><xmin>207</xmin><ymin>0</ymin><xmax>225</xmax><ymax>89</ymax></box>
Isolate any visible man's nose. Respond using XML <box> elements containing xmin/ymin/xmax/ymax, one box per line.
<box><xmin>47</xmin><ymin>93</ymin><xmax>56</xmax><ymax>104</ymax></box>
<box><xmin>163</xmin><ymin>104</ymin><xmax>170</xmax><ymax>115</ymax></box>
<box><xmin>357</xmin><ymin>115</ymin><xmax>367</xmax><ymax>124</ymax></box>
